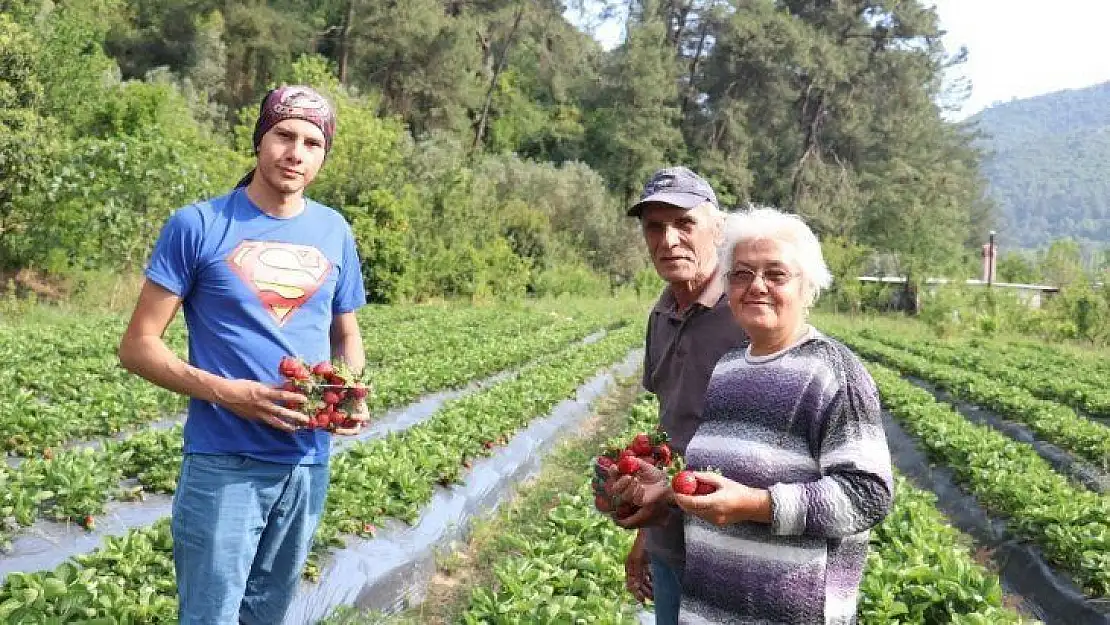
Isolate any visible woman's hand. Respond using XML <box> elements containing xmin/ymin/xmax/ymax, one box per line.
<box><xmin>672</xmin><ymin>471</ymin><xmax>772</xmax><ymax>526</ymax></box>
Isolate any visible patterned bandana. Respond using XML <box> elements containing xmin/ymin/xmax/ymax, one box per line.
<box><xmin>252</xmin><ymin>85</ymin><xmax>336</xmax><ymax>154</ymax></box>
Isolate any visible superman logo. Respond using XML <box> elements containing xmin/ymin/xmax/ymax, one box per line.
<box><xmin>227</xmin><ymin>241</ymin><xmax>332</xmax><ymax>326</ymax></box>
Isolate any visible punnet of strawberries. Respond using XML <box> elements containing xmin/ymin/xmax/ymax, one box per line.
<box><xmin>592</xmin><ymin>431</ymin><xmax>675</xmax><ymax>520</ymax></box>
<box><xmin>277</xmin><ymin>356</ymin><xmax>372</xmax><ymax>431</ymax></box>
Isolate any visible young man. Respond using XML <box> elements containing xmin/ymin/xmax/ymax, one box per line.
<box><xmin>118</xmin><ymin>85</ymin><xmax>368</xmax><ymax>625</ymax></box>
<box><xmin>597</xmin><ymin>167</ymin><xmax>747</xmax><ymax>624</ymax></box>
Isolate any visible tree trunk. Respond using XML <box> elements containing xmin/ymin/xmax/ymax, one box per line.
<box><xmin>338</xmin><ymin>0</ymin><xmax>355</xmax><ymax>85</ymax></box>
<box><xmin>680</xmin><ymin>20</ymin><xmax>708</xmax><ymax>118</ymax></box>
<box><xmin>789</xmin><ymin>81</ymin><xmax>826</xmax><ymax>208</ymax></box>
<box><xmin>470</xmin><ymin>3</ymin><xmax>526</xmax><ymax>153</ymax></box>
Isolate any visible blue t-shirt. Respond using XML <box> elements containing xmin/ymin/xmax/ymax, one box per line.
<box><xmin>145</xmin><ymin>188</ymin><xmax>367</xmax><ymax>465</ymax></box>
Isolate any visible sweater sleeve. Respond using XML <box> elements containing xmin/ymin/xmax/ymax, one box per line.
<box><xmin>768</xmin><ymin>351</ymin><xmax>894</xmax><ymax>538</ymax></box>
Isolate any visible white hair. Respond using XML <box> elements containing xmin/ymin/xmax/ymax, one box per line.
<box><xmin>718</xmin><ymin>206</ymin><xmax>833</xmax><ymax>308</ymax></box>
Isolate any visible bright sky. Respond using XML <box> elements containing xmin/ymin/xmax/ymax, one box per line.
<box><xmin>934</xmin><ymin>0</ymin><xmax>1110</xmax><ymax>119</ymax></box>
<box><xmin>567</xmin><ymin>1</ymin><xmax>1110</xmax><ymax>120</ymax></box>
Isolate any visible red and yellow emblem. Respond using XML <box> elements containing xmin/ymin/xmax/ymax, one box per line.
<box><xmin>227</xmin><ymin>241</ymin><xmax>331</xmax><ymax>326</ymax></box>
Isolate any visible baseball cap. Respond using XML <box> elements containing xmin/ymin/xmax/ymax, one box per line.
<box><xmin>627</xmin><ymin>166</ymin><xmax>719</xmax><ymax>217</ymax></box>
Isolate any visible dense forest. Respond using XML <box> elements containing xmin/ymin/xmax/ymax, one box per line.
<box><xmin>971</xmin><ymin>80</ymin><xmax>1110</xmax><ymax>251</ymax></box>
<box><xmin>1</xmin><ymin>0</ymin><xmax>995</xmax><ymax>302</ymax></box>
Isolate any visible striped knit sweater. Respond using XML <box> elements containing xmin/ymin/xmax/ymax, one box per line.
<box><xmin>680</xmin><ymin>329</ymin><xmax>893</xmax><ymax>625</ymax></box>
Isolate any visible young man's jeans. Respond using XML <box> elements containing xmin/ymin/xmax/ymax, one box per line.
<box><xmin>171</xmin><ymin>453</ymin><xmax>329</xmax><ymax>625</ymax></box>
<box><xmin>649</xmin><ymin>554</ymin><xmax>683</xmax><ymax>625</ymax></box>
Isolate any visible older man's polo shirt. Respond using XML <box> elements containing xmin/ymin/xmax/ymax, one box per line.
<box><xmin>642</xmin><ymin>275</ymin><xmax>748</xmax><ymax>571</ymax></box>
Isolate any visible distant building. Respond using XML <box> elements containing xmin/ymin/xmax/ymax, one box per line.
<box><xmin>856</xmin><ymin>276</ymin><xmax>1060</xmax><ymax>308</ymax></box>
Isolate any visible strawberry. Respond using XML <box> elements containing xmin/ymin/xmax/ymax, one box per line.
<box><xmin>619</xmin><ymin>448</ymin><xmax>637</xmax><ymax>459</ymax></box>
<box><xmin>82</xmin><ymin>514</ymin><xmax>95</xmax><ymax>530</ymax></box>
<box><xmin>617</xmin><ymin>456</ymin><xmax>639</xmax><ymax>476</ymax></box>
<box><xmin>312</xmin><ymin>361</ymin><xmax>335</xmax><ymax>377</ymax></box>
<box><xmin>317</xmin><ymin>413</ymin><xmax>332</xmax><ymax>428</ymax></box>
<box><xmin>594</xmin><ymin>494</ymin><xmax>613</xmax><ymax>513</ymax></box>
<box><xmin>596</xmin><ymin>456</ymin><xmax>615</xmax><ymax>470</ymax></box>
<box><xmin>653</xmin><ymin>443</ymin><xmax>672</xmax><ymax>467</ymax></box>
<box><xmin>630</xmin><ymin>433</ymin><xmax>653</xmax><ymax>456</ymax></box>
<box><xmin>325</xmin><ymin>372</ymin><xmax>347</xmax><ymax>386</ymax></box>
<box><xmin>483</xmin><ymin>440</ymin><xmax>494</xmax><ymax>450</ymax></box>
<box><xmin>362</xmin><ymin>523</ymin><xmax>377</xmax><ymax>536</ymax></box>
<box><xmin>321</xmin><ymin>390</ymin><xmax>342</xmax><ymax>406</ymax></box>
<box><xmin>672</xmin><ymin>471</ymin><xmax>698</xmax><ymax>495</ymax></box>
<box><xmin>695</xmin><ymin>481</ymin><xmax>717</xmax><ymax>495</ymax></box>
<box><xmin>278</xmin><ymin>356</ymin><xmax>302</xmax><ymax>379</ymax></box>
<box><xmin>349</xmin><ymin>383</ymin><xmax>369</xmax><ymax>400</ymax></box>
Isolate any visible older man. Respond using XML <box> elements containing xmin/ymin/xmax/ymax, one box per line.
<box><xmin>600</xmin><ymin>167</ymin><xmax>747</xmax><ymax>624</ymax></box>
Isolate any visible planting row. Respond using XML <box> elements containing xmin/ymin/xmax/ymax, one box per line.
<box><xmin>0</xmin><ymin>299</ymin><xmax>635</xmax><ymax>457</ymax></box>
<box><xmin>826</xmin><ymin>328</ymin><xmax>1110</xmax><ymax>470</ymax></box>
<box><xmin>866</xmin><ymin>361</ymin><xmax>1110</xmax><ymax>599</ymax></box>
<box><xmin>0</xmin><ymin>324</ymin><xmax>643</xmax><ymax>623</ymax></box>
<box><xmin>459</xmin><ymin>394</ymin><xmax>1029</xmax><ymax>624</ymax></box>
<box><xmin>857</xmin><ymin>328</ymin><xmax>1110</xmax><ymax>420</ymax></box>
<box><xmin>0</xmin><ymin>309</ymin><xmax>635</xmax><ymax>549</ymax></box>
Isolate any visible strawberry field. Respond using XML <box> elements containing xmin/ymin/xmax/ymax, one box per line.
<box><xmin>0</xmin><ymin>306</ymin><xmax>1107</xmax><ymax>624</ymax></box>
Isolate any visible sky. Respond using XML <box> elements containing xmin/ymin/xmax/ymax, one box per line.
<box><xmin>566</xmin><ymin>1</ymin><xmax>1110</xmax><ymax>120</ymax></box>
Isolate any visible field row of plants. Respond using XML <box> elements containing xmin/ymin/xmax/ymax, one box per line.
<box><xmin>856</xmin><ymin>328</ymin><xmax>1110</xmax><ymax>420</ymax></box>
<box><xmin>0</xmin><ymin>301</ymin><xmax>639</xmax><ymax>549</ymax></box>
<box><xmin>822</xmin><ymin>325</ymin><xmax>1110</xmax><ymax>469</ymax></box>
<box><xmin>454</xmin><ymin>394</ymin><xmax>1030</xmax><ymax>624</ymax></box>
<box><xmin>863</xmin><ymin>361</ymin><xmax>1110</xmax><ymax>599</ymax></box>
<box><xmin>0</xmin><ymin>300</ymin><xmax>636</xmax><ymax>457</ymax></box>
<box><xmin>0</xmin><ymin>318</ymin><xmax>645</xmax><ymax>623</ymax></box>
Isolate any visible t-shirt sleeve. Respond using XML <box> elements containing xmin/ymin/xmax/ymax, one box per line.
<box><xmin>145</xmin><ymin>206</ymin><xmax>204</xmax><ymax>298</ymax></box>
<box><xmin>333</xmin><ymin>226</ymin><xmax>367</xmax><ymax>314</ymax></box>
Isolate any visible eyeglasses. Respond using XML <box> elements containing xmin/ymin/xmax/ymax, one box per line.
<box><xmin>725</xmin><ymin>267</ymin><xmax>797</xmax><ymax>288</ymax></box>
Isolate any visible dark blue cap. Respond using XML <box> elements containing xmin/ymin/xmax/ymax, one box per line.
<box><xmin>627</xmin><ymin>166</ymin><xmax>719</xmax><ymax>217</ymax></box>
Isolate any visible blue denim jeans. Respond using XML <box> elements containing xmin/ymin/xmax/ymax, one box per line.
<box><xmin>649</xmin><ymin>554</ymin><xmax>682</xmax><ymax>625</ymax></box>
<box><xmin>171</xmin><ymin>453</ymin><xmax>329</xmax><ymax>625</ymax></box>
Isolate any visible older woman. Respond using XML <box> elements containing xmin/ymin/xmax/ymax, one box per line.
<box><xmin>669</xmin><ymin>207</ymin><xmax>893</xmax><ymax>624</ymax></box>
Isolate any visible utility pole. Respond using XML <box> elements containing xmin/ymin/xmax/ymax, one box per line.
<box><xmin>987</xmin><ymin>230</ymin><xmax>996</xmax><ymax>287</ymax></box>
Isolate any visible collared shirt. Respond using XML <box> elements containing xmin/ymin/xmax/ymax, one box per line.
<box><xmin>642</xmin><ymin>273</ymin><xmax>748</xmax><ymax>571</ymax></box>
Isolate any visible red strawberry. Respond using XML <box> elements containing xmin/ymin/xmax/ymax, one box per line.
<box><xmin>483</xmin><ymin>440</ymin><xmax>494</xmax><ymax>449</ymax></box>
<box><xmin>321</xmin><ymin>390</ymin><xmax>342</xmax><ymax>406</ymax></box>
<box><xmin>594</xmin><ymin>494</ymin><xmax>613</xmax><ymax>513</ymax></box>
<box><xmin>312</xmin><ymin>361</ymin><xmax>335</xmax><ymax>377</ymax></box>
<box><xmin>617</xmin><ymin>456</ymin><xmax>639</xmax><ymax>476</ymax></box>
<box><xmin>82</xmin><ymin>515</ymin><xmax>95</xmax><ymax>530</ymax></box>
<box><xmin>278</xmin><ymin>356</ymin><xmax>302</xmax><ymax>379</ymax></box>
<box><xmin>619</xmin><ymin>448</ymin><xmax>637</xmax><ymax>459</ymax></box>
<box><xmin>630</xmin><ymin>433</ymin><xmax>653</xmax><ymax>456</ymax></box>
<box><xmin>695</xmin><ymin>481</ymin><xmax>717</xmax><ymax>495</ymax></box>
<box><xmin>325</xmin><ymin>372</ymin><xmax>347</xmax><ymax>386</ymax></box>
<box><xmin>672</xmin><ymin>471</ymin><xmax>698</xmax><ymax>495</ymax></box>
<box><xmin>596</xmin><ymin>456</ymin><xmax>615</xmax><ymax>470</ymax></box>
<box><xmin>362</xmin><ymin>523</ymin><xmax>377</xmax><ymax>536</ymax></box>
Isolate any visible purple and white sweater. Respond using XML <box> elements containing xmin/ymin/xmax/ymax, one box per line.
<box><xmin>680</xmin><ymin>329</ymin><xmax>893</xmax><ymax>625</ymax></box>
